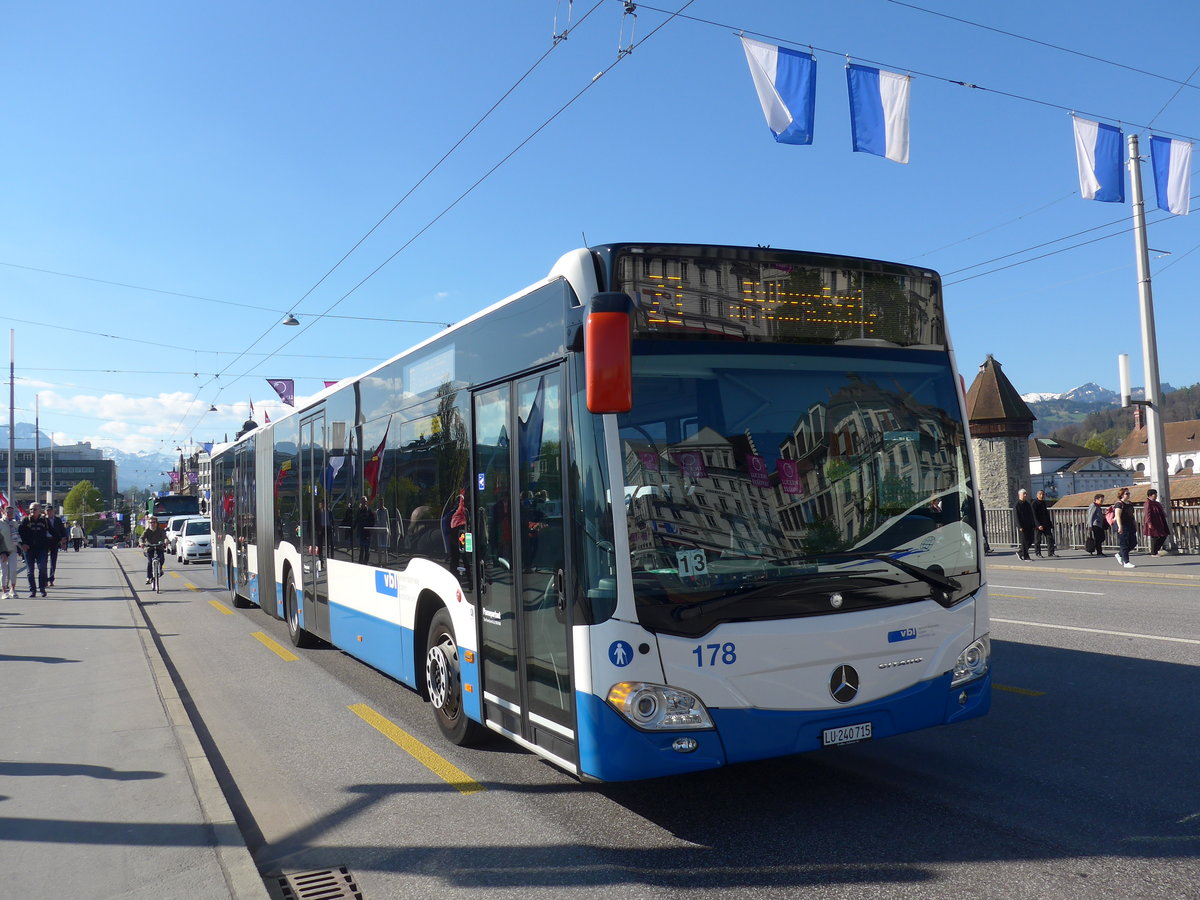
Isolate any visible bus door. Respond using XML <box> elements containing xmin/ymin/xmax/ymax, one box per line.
<box><xmin>473</xmin><ymin>369</ymin><xmax>575</xmax><ymax>767</ymax></box>
<box><xmin>233</xmin><ymin>441</ymin><xmax>253</xmax><ymax>595</ymax></box>
<box><xmin>299</xmin><ymin>412</ymin><xmax>330</xmax><ymax>638</ymax></box>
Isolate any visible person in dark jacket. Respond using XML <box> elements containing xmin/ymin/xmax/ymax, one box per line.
<box><xmin>1087</xmin><ymin>493</ymin><xmax>1109</xmax><ymax>557</ymax></box>
<box><xmin>1113</xmin><ymin>487</ymin><xmax>1137</xmax><ymax>568</ymax></box>
<box><xmin>1142</xmin><ymin>488</ymin><xmax>1170</xmax><ymax>556</ymax></box>
<box><xmin>1014</xmin><ymin>489</ymin><xmax>1036</xmax><ymax>561</ymax></box>
<box><xmin>44</xmin><ymin>504</ymin><xmax>68</xmax><ymax>585</ymax></box>
<box><xmin>18</xmin><ymin>502</ymin><xmax>53</xmax><ymax>597</ymax></box>
<box><xmin>354</xmin><ymin>497</ymin><xmax>374</xmax><ymax>565</ymax></box>
<box><xmin>1031</xmin><ymin>490</ymin><xmax>1056</xmax><ymax>558</ymax></box>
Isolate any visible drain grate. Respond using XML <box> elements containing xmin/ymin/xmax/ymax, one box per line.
<box><xmin>276</xmin><ymin>866</ymin><xmax>364</xmax><ymax>900</ymax></box>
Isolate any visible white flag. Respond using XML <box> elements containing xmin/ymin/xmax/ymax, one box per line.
<box><xmin>1072</xmin><ymin>116</ymin><xmax>1124</xmax><ymax>202</ymax></box>
<box><xmin>1150</xmin><ymin>135</ymin><xmax>1191</xmax><ymax>215</ymax></box>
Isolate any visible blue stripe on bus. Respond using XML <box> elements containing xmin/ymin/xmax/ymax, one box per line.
<box><xmin>328</xmin><ymin>601</ymin><xmax>417</xmax><ymax>688</ymax></box>
<box><xmin>575</xmin><ymin>671</ymin><xmax>991</xmax><ymax>781</ymax></box>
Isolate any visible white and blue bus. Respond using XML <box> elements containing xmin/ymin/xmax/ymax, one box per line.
<box><xmin>211</xmin><ymin>242</ymin><xmax>990</xmax><ymax>782</ymax></box>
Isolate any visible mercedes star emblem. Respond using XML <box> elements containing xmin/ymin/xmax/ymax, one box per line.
<box><xmin>829</xmin><ymin>664</ymin><xmax>860</xmax><ymax>703</ymax></box>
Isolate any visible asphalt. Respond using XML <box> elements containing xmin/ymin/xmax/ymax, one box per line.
<box><xmin>0</xmin><ymin>546</ymin><xmax>270</xmax><ymax>900</ymax></box>
<box><xmin>1</xmin><ymin>542</ymin><xmax>1196</xmax><ymax>900</ymax></box>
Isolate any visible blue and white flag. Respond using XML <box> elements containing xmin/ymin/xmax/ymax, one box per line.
<box><xmin>1150</xmin><ymin>135</ymin><xmax>1192</xmax><ymax>216</ymax></box>
<box><xmin>740</xmin><ymin>36</ymin><xmax>816</xmax><ymax>145</ymax></box>
<box><xmin>846</xmin><ymin>64</ymin><xmax>910</xmax><ymax>164</ymax></box>
<box><xmin>1072</xmin><ymin>116</ymin><xmax>1124</xmax><ymax>203</ymax></box>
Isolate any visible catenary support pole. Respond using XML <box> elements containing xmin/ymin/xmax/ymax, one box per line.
<box><xmin>1127</xmin><ymin>133</ymin><xmax>1174</xmax><ymax>550</ymax></box>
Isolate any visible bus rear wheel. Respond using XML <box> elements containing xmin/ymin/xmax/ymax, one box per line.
<box><xmin>285</xmin><ymin>579</ymin><xmax>314</xmax><ymax>648</ymax></box>
<box><xmin>229</xmin><ymin>557</ymin><xmax>251</xmax><ymax>609</ymax></box>
<box><xmin>426</xmin><ymin>609</ymin><xmax>483</xmax><ymax>746</ymax></box>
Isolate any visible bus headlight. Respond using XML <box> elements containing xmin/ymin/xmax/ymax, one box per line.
<box><xmin>607</xmin><ymin>682</ymin><xmax>713</xmax><ymax>731</ymax></box>
<box><xmin>951</xmin><ymin>635</ymin><xmax>990</xmax><ymax>686</ymax></box>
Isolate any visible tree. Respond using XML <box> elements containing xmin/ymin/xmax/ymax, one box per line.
<box><xmin>63</xmin><ymin>480</ymin><xmax>104</xmax><ymax>534</ymax></box>
<box><xmin>1083</xmin><ymin>434</ymin><xmax>1110</xmax><ymax>456</ymax></box>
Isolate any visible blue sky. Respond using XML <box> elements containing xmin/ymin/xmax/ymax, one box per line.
<box><xmin>3</xmin><ymin>0</ymin><xmax>1199</xmax><ymax>455</ymax></box>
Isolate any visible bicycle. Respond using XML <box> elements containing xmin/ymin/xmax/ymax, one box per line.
<box><xmin>144</xmin><ymin>542</ymin><xmax>165</xmax><ymax>593</ymax></box>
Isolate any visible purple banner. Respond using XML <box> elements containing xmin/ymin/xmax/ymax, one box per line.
<box><xmin>638</xmin><ymin>450</ymin><xmax>660</xmax><ymax>472</ymax></box>
<box><xmin>746</xmin><ymin>454</ymin><xmax>771</xmax><ymax>488</ymax></box>
<box><xmin>777</xmin><ymin>458</ymin><xmax>802</xmax><ymax>495</ymax></box>
<box><xmin>670</xmin><ymin>451</ymin><xmax>709</xmax><ymax>479</ymax></box>
<box><xmin>267</xmin><ymin>378</ymin><xmax>296</xmax><ymax>407</ymax></box>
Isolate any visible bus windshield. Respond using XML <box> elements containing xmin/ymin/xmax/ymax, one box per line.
<box><xmin>617</xmin><ymin>344</ymin><xmax>980</xmax><ymax>637</ymax></box>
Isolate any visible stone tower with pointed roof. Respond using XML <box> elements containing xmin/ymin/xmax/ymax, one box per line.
<box><xmin>965</xmin><ymin>355</ymin><xmax>1037</xmax><ymax>510</ymax></box>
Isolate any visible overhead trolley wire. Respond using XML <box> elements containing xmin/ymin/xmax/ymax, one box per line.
<box><xmin>882</xmin><ymin>0</ymin><xmax>1200</xmax><ymax>94</ymax></box>
<box><xmin>181</xmin><ymin>0</ymin><xmax>699</xmax><ymax>446</ymax></box>
<box><xmin>170</xmin><ymin>1</ymin><xmax>610</xmax><ymax>442</ymax></box>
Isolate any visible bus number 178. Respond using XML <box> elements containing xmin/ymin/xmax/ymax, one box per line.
<box><xmin>693</xmin><ymin>643</ymin><xmax>737</xmax><ymax>666</ymax></box>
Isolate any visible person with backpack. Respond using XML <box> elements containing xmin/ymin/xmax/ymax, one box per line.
<box><xmin>1113</xmin><ymin>487</ymin><xmax>1137</xmax><ymax>568</ymax></box>
<box><xmin>1087</xmin><ymin>493</ymin><xmax>1109</xmax><ymax>557</ymax></box>
<box><xmin>1142</xmin><ymin>488</ymin><xmax>1170</xmax><ymax>556</ymax></box>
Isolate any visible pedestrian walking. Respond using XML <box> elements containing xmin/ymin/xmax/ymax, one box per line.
<box><xmin>44</xmin><ymin>504</ymin><xmax>67</xmax><ymax>585</ymax></box>
<box><xmin>0</xmin><ymin>506</ymin><xmax>20</xmax><ymax>598</ymax></box>
<box><xmin>18</xmin><ymin>502</ymin><xmax>53</xmax><ymax>596</ymax></box>
<box><xmin>0</xmin><ymin>507</ymin><xmax>17</xmax><ymax>600</ymax></box>
<box><xmin>1032</xmin><ymin>489</ymin><xmax>1057</xmax><ymax>558</ymax></box>
<box><xmin>1113</xmin><ymin>487</ymin><xmax>1137</xmax><ymax>568</ymax></box>
<box><xmin>1142</xmin><ymin>488</ymin><xmax>1170</xmax><ymax>556</ymax></box>
<box><xmin>70</xmin><ymin>520</ymin><xmax>85</xmax><ymax>551</ymax></box>
<box><xmin>1014</xmin><ymin>488</ymin><xmax>1036</xmax><ymax>561</ymax></box>
<box><xmin>1087</xmin><ymin>493</ymin><xmax>1109</xmax><ymax>557</ymax></box>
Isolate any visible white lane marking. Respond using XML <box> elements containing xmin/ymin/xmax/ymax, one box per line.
<box><xmin>993</xmin><ymin>618</ymin><xmax>1200</xmax><ymax>646</ymax></box>
<box><xmin>990</xmin><ymin>584</ymin><xmax>1104</xmax><ymax>595</ymax></box>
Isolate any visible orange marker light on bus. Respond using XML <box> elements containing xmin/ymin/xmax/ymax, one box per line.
<box><xmin>585</xmin><ymin>292</ymin><xmax>634</xmax><ymax>414</ymax></box>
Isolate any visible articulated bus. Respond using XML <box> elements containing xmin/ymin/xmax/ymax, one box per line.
<box><xmin>211</xmin><ymin>242</ymin><xmax>990</xmax><ymax>782</ymax></box>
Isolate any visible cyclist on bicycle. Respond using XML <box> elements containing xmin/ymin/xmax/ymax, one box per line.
<box><xmin>142</xmin><ymin>516</ymin><xmax>168</xmax><ymax>585</ymax></box>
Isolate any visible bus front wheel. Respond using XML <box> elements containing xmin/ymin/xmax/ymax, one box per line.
<box><xmin>426</xmin><ymin>608</ymin><xmax>483</xmax><ymax>746</ymax></box>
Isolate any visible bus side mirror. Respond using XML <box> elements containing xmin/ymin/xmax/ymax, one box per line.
<box><xmin>585</xmin><ymin>292</ymin><xmax>633</xmax><ymax>414</ymax></box>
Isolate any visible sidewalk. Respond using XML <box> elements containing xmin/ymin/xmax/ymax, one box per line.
<box><xmin>0</xmin><ymin>547</ymin><xmax>269</xmax><ymax>900</ymax></box>
<box><xmin>986</xmin><ymin>546</ymin><xmax>1200</xmax><ymax>579</ymax></box>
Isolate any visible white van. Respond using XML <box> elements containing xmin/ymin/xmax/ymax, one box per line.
<box><xmin>175</xmin><ymin>518</ymin><xmax>212</xmax><ymax>564</ymax></box>
<box><xmin>164</xmin><ymin>514</ymin><xmax>204</xmax><ymax>554</ymax></box>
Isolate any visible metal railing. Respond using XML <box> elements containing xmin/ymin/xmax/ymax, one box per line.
<box><xmin>984</xmin><ymin>505</ymin><xmax>1200</xmax><ymax>554</ymax></box>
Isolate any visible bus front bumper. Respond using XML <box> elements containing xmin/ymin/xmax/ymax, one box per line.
<box><xmin>575</xmin><ymin>670</ymin><xmax>990</xmax><ymax>782</ymax></box>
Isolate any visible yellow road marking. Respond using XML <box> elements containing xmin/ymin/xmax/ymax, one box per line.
<box><xmin>208</xmin><ymin>600</ymin><xmax>234</xmax><ymax>615</ymax></box>
<box><xmin>169</xmin><ymin>571</ymin><xmax>182</xmax><ymax>579</ymax></box>
<box><xmin>251</xmin><ymin>631</ymin><xmax>300</xmax><ymax>661</ymax></box>
<box><xmin>184</xmin><ymin>583</ymin><xmax>199</xmax><ymax>591</ymax></box>
<box><xmin>994</xmin><ymin>683</ymin><xmax>1046</xmax><ymax>696</ymax></box>
<box><xmin>348</xmin><ymin>703</ymin><xmax>485</xmax><ymax>795</ymax></box>
<box><xmin>992</xmin><ymin>592</ymin><xmax>1036</xmax><ymax>599</ymax></box>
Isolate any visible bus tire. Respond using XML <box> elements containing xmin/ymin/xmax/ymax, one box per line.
<box><xmin>425</xmin><ymin>608</ymin><xmax>483</xmax><ymax>746</ymax></box>
<box><xmin>285</xmin><ymin>578</ymin><xmax>315</xmax><ymax>648</ymax></box>
<box><xmin>229</xmin><ymin>556</ymin><xmax>251</xmax><ymax>609</ymax></box>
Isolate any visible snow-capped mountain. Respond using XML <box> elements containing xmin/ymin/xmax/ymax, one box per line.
<box><xmin>1020</xmin><ymin>382</ymin><xmax>1175</xmax><ymax>404</ymax></box>
<box><xmin>102</xmin><ymin>448</ymin><xmax>180</xmax><ymax>492</ymax></box>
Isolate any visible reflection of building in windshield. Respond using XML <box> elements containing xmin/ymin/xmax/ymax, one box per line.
<box><xmin>624</xmin><ymin>429</ymin><xmax>791</xmax><ymax>566</ymax></box>
<box><xmin>779</xmin><ymin>375</ymin><xmax>962</xmax><ymax>551</ymax></box>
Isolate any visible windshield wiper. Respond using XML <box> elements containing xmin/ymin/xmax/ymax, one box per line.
<box><xmin>668</xmin><ymin>571</ymin><xmax>854</xmax><ymax>621</ymax></box>
<box><xmin>814</xmin><ymin>551</ymin><xmax>960</xmax><ymax>593</ymax></box>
